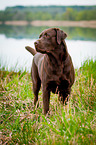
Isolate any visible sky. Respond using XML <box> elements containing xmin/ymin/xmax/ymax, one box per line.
<box><xmin>0</xmin><ymin>0</ymin><xmax>96</xmax><ymax>10</ymax></box>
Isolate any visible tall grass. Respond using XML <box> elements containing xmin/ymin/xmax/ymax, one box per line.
<box><xmin>0</xmin><ymin>59</ymin><xmax>96</xmax><ymax>144</ymax></box>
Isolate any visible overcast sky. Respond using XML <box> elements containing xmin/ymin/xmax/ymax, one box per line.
<box><xmin>0</xmin><ymin>0</ymin><xmax>96</xmax><ymax>10</ymax></box>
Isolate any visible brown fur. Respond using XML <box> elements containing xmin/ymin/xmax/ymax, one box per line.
<box><xmin>25</xmin><ymin>28</ymin><xmax>75</xmax><ymax>114</ymax></box>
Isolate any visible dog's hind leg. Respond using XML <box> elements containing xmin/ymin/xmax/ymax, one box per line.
<box><xmin>31</xmin><ymin>60</ymin><xmax>41</xmax><ymax>105</ymax></box>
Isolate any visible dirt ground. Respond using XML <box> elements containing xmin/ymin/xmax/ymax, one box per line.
<box><xmin>1</xmin><ymin>20</ymin><xmax>96</xmax><ymax>28</ymax></box>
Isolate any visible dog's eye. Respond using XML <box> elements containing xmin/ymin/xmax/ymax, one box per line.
<box><xmin>45</xmin><ymin>33</ymin><xmax>48</xmax><ymax>37</ymax></box>
<box><xmin>39</xmin><ymin>34</ymin><xmax>42</xmax><ymax>38</ymax></box>
<box><xmin>45</xmin><ymin>33</ymin><xmax>50</xmax><ymax>38</ymax></box>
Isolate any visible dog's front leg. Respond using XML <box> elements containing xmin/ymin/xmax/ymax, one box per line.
<box><xmin>42</xmin><ymin>87</ymin><xmax>50</xmax><ymax>114</ymax></box>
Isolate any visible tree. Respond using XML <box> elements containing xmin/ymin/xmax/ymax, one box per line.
<box><xmin>62</xmin><ymin>8</ymin><xmax>77</xmax><ymax>20</ymax></box>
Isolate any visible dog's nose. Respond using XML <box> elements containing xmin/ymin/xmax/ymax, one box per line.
<box><xmin>34</xmin><ymin>41</ymin><xmax>39</xmax><ymax>45</ymax></box>
<box><xmin>34</xmin><ymin>41</ymin><xmax>39</xmax><ymax>47</ymax></box>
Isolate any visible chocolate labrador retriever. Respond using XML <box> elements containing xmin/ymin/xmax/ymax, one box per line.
<box><xmin>25</xmin><ymin>28</ymin><xmax>75</xmax><ymax>114</ymax></box>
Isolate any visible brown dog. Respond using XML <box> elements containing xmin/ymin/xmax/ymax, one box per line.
<box><xmin>25</xmin><ymin>28</ymin><xmax>75</xmax><ymax>114</ymax></box>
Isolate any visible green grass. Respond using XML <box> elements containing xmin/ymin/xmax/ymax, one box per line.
<box><xmin>0</xmin><ymin>59</ymin><xmax>96</xmax><ymax>144</ymax></box>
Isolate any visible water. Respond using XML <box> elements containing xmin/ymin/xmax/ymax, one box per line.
<box><xmin>0</xmin><ymin>26</ymin><xmax>96</xmax><ymax>71</ymax></box>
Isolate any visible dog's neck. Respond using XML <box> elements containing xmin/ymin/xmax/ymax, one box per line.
<box><xmin>46</xmin><ymin>41</ymin><xmax>69</xmax><ymax>66</ymax></box>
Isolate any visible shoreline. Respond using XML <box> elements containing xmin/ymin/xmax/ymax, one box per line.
<box><xmin>0</xmin><ymin>20</ymin><xmax>96</xmax><ymax>28</ymax></box>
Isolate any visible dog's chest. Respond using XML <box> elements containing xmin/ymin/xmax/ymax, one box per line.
<box><xmin>44</xmin><ymin>56</ymin><xmax>71</xmax><ymax>91</ymax></box>
<box><xmin>47</xmin><ymin>74</ymin><xmax>70</xmax><ymax>94</ymax></box>
<box><xmin>52</xmin><ymin>64</ymin><xmax>69</xmax><ymax>78</ymax></box>
<box><xmin>51</xmin><ymin>73</ymin><xmax>68</xmax><ymax>85</ymax></box>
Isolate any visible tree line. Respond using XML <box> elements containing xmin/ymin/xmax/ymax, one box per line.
<box><xmin>0</xmin><ymin>6</ymin><xmax>96</xmax><ymax>22</ymax></box>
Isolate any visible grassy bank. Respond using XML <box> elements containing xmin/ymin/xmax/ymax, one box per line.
<box><xmin>0</xmin><ymin>59</ymin><xmax>96</xmax><ymax>144</ymax></box>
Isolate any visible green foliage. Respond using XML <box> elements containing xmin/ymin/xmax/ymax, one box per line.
<box><xmin>62</xmin><ymin>8</ymin><xmax>77</xmax><ymax>20</ymax></box>
<box><xmin>80</xmin><ymin>59</ymin><xmax>96</xmax><ymax>84</ymax></box>
<box><xmin>0</xmin><ymin>59</ymin><xmax>96</xmax><ymax>144</ymax></box>
<box><xmin>0</xmin><ymin>6</ymin><xmax>96</xmax><ymax>21</ymax></box>
<box><xmin>76</xmin><ymin>9</ymin><xmax>96</xmax><ymax>20</ymax></box>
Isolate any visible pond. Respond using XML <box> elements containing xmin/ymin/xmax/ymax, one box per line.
<box><xmin>0</xmin><ymin>25</ymin><xmax>96</xmax><ymax>72</ymax></box>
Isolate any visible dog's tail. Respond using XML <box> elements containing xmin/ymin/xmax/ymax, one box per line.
<box><xmin>25</xmin><ymin>46</ymin><xmax>37</xmax><ymax>56</ymax></box>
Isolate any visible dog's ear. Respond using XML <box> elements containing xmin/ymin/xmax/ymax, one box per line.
<box><xmin>56</xmin><ymin>29</ymin><xmax>67</xmax><ymax>45</ymax></box>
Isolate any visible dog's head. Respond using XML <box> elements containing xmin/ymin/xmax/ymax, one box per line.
<box><xmin>34</xmin><ymin>28</ymin><xmax>67</xmax><ymax>54</ymax></box>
